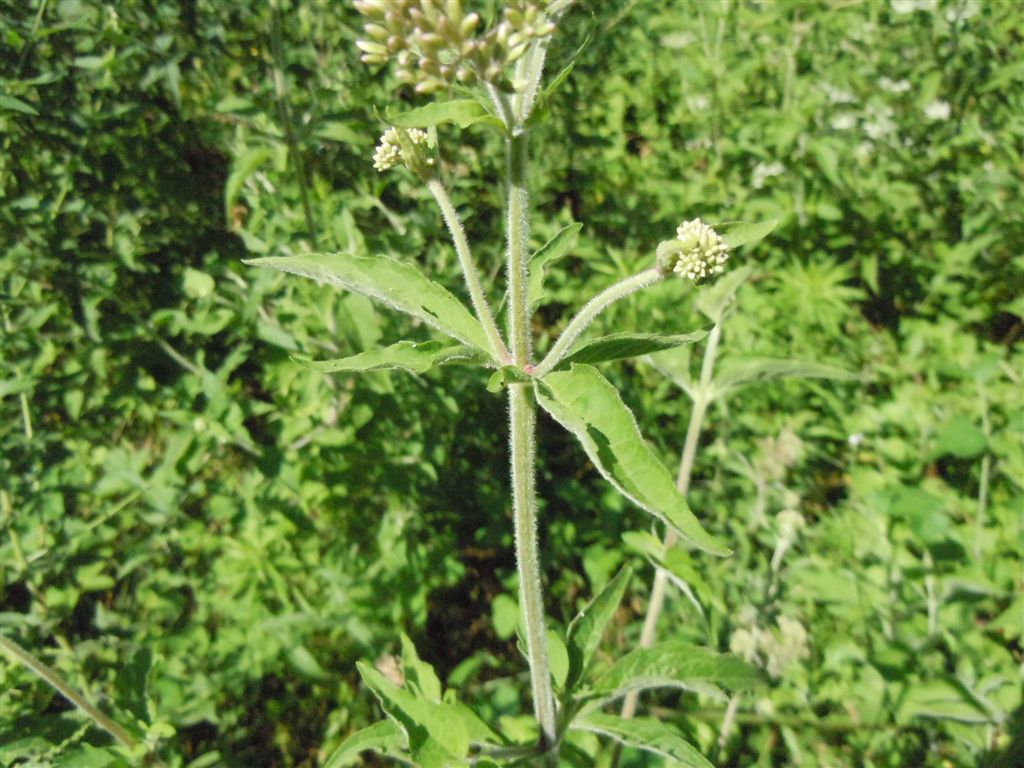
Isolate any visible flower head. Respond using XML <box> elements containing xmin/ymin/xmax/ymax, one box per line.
<box><xmin>373</xmin><ymin>127</ymin><xmax>434</xmax><ymax>176</ymax></box>
<box><xmin>657</xmin><ymin>218</ymin><xmax>730</xmax><ymax>282</ymax></box>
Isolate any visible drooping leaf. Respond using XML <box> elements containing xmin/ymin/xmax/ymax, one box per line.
<box><xmin>572</xmin><ymin>713</ymin><xmax>712</xmax><ymax>768</ymax></box>
<box><xmin>323</xmin><ymin>719</ymin><xmax>405</xmax><ymax>768</ymax></box>
<box><xmin>721</xmin><ymin>219</ymin><xmax>778</xmax><ymax>249</ymax></box>
<box><xmin>565</xmin><ymin>566</ymin><xmax>632</xmax><ymax>693</ymax></box>
<box><xmin>245</xmin><ymin>253</ymin><xmax>493</xmax><ymax>356</ymax></box>
<box><xmin>296</xmin><ymin>341</ymin><xmax>479</xmax><ymax>375</ymax></box>
<box><xmin>557</xmin><ymin>331</ymin><xmax>709</xmax><ymax>369</ymax></box>
<box><xmin>528</xmin><ymin>223</ymin><xmax>582</xmax><ymax>312</ymax></box>
<box><xmin>579</xmin><ymin>641</ymin><xmax>762</xmax><ymax>706</ymax></box>
<box><xmin>357</xmin><ymin>662</ymin><xmax>468</xmax><ymax>761</ymax></box>
<box><xmin>536</xmin><ymin>365</ymin><xmax>730</xmax><ymax>556</ymax></box>
<box><xmin>388</xmin><ymin>99</ymin><xmax>503</xmax><ymax>130</ymax></box>
<box><xmin>715</xmin><ymin>357</ymin><xmax>858</xmax><ymax>393</ymax></box>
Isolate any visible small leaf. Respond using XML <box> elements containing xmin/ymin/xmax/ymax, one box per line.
<box><xmin>388</xmin><ymin>99</ymin><xmax>503</xmax><ymax>130</ymax></box>
<box><xmin>572</xmin><ymin>712</ymin><xmax>712</xmax><ymax>768</ymax></box>
<box><xmin>486</xmin><ymin>365</ymin><xmax>530</xmax><ymax>393</ymax></box>
<box><xmin>400</xmin><ymin>634</ymin><xmax>443</xmax><ymax>703</ymax></box>
<box><xmin>528</xmin><ymin>223</ymin><xmax>582</xmax><ymax>311</ymax></box>
<box><xmin>565</xmin><ymin>566</ymin><xmax>632</xmax><ymax>693</ymax></box>
<box><xmin>558</xmin><ymin>331</ymin><xmax>708</xmax><ymax>368</ymax></box>
<box><xmin>547</xmin><ymin>629</ymin><xmax>570</xmax><ymax>691</ymax></box>
<box><xmin>323</xmin><ymin>720</ymin><xmax>405</xmax><ymax>768</ymax></box>
<box><xmin>297</xmin><ymin>341</ymin><xmax>478</xmax><ymax>375</ymax></box>
<box><xmin>246</xmin><ymin>253</ymin><xmax>493</xmax><ymax>356</ymax></box>
<box><xmin>715</xmin><ymin>357</ymin><xmax>858</xmax><ymax>393</ymax></box>
<box><xmin>357</xmin><ymin>662</ymin><xmax>468</xmax><ymax>761</ymax></box>
<box><xmin>536</xmin><ymin>365</ymin><xmax>730</xmax><ymax>556</ymax></box>
<box><xmin>0</xmin><ymin>94</ymin><xmax>39</xmax><ymax>116</ymax></box>
<box><xmin>580</xmin><ymin>641</ymin><xmax>762</xmax><ymax>706</ymax></box>
<box><xmin>721</xmin><ymin>219</ymin><xmax>778</xmax><ymax>249</ymax></box>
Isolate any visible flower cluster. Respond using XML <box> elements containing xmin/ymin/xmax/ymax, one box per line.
<box><xmin>657</xmin><ymin>219</ymin><xmax>730</xmax><ymax>282</ymax></box>
<box><xmin>354</xmin><ymin>0</ymin><xmax>563</xmax><ymax>94</ymax></box>
<box><xmin>729</xmin><ymin>615</ymin><xmax>810</xmax><ymax>679</ymax></box>
<box><xmin>373</xmin><ymin>127</ymin><xmax>434</xmax><ymax>175</ymax></box>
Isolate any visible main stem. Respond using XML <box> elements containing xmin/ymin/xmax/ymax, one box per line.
<box><xmin>504</xmin><ymin>100</ymin><xmax>558</xmax><ymax>757</ymax></box>
<box><xmin>619</xmin><ymin>323</ymin><xmax>722</xmax><ymax>721</ymax></box>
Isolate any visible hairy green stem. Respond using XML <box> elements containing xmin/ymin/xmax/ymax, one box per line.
<box><xmin>508</xmin><ymin>384</ymin><xmax>557</xmax><ymax>754</ymax></box>
<box><xmin>0</xmin><ymin>635</ymin><xmax>137</xmax><ymax>750</ymax></box>
<box><xmin>534</xmin><ymin>268</ymin><xmax>664</xmax><ymax>378</ymax></box>
<box><xmin>619</xmin><ymin>322</ymin><xmax>722</xmax><ymax>721</ymax></box>
<box><xmin>427</xmin><ymin>178</ymin><xmax>510</xmax><ymax>363</ymax></box>
<box><xmin>506</xmin><ymin>130</ymin><xmax>532</xmax><ymax>366</ymax></box>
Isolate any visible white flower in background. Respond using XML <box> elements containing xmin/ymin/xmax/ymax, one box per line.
<box><xmin>658</xmin><ymin>219</ymin><xmax>730</xmax><ymax>282</ymax></box>
<box><xmin>751</xmin><ymin>160</ymin><xmax>785</xmax><ymax>189</ymax></box>
<box><xmin>762</xmin><ymin>616</ymin><xmax>811</xmax><ymax>678</ymax></box>
<box><xmin>864</xmin><ymin>103</ymin><xmax>896</xmax><ymax>140</ymax></box>
<box><xmin>947</xmin><ymin>0</ymin><xmax>980</xmax><ymax>22</ymax></box>
<box><xmin>847</xmin><ymin>432</ymin><xmax>865</xmax><ymax>447</ymax></box>
<box><xmin>687</xmin><ymin>94</ymin><xmax>710</xmax><ymax>112</ymax></box>
<box><xmin>924</xmin><ymin>100</ymin><xmax>952</xmax><ymax>121</ymax></box>
<box><xmin>821</xmin><ymin>83</ymin><xmax>856</xmax><ymax>104</ymax></box>
<box><xmin>729</xmin><ymin>627</ymin><xmax>761</xmax><ymax>663</ymax></box>
<box><xmin>830</xmin><ymin>113</ymin><xmax>856</xmax><ymax>131</ymax></box>
<box><xmin>891</xmin><ymin>0</ymin><xmax>937</xmax><ymax>13</ymax></box>
<box><xmin>879</xmin><ymin>77</ymin><xmax>911</xmax><ymax>93</ymax></box>
<box><xmin>854</xmin><ymin>141</ymin><xmax>873</xmax><ymax>160</ymax></box>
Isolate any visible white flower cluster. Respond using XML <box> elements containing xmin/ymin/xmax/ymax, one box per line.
<box><xmin>663</xmin><ymin>219</ymin><xmax>729</xmax><ymax>283</ymax></box>
<box><xmin>372</xmin><ymin>127</ymin><xmax>432</xmax><ymax>173</ymax></box>
<box><xmin>730</xmin><ymin>615</ymin><xmax>810</xmax><ymax>679</ymax></box>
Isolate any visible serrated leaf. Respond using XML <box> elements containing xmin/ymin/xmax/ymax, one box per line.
<box><xmin>565</xmin><ymin>566</ymin><xmax>632</xmax><ymax>693</ymax></box>
<box><xmin>536</xmin><ymin>365</ymin><xmax>729</xmax><ymax>556</ymax></box>
<box><xmin>246</xmin><ymin>253</ymin><xmax>492</xmax><ymax>356</ymax></box>
<box><xmin>357</xmin><ymin>662</ymin><xmax>468</xmax><ymax>761</ymax></box>
<box><xmin>323</xmin><ymin>720</ymin><xmax>405</xmax><ymax>768</ymax></box>
<box><xmin>572</xmin><ymin>713</ymin><xmax>712</xmax><ymax>768</ymax></box>
<box><xmin>389</xmin><ymin>99</ymin><xmax>502</xmax><ymax>130</ymax></box>
<box><xmin>558</xmin><ymin>331</ymin><xmax>708</xmax><ymax>368</ymax></box>
<box><xmin>297</xmin><ymin>341</ymin><xmax>478</xmax><ymax>375</ymax></box>
<box><xmin>579</xmin><ymin>641</ymin><xmax>761</xmax><ymax>706</ymax></box>
<box><xmin>721</xmin><ymin>219</ymin><xmax>778</xmax><ymax>249</ymax></box>
<box><xmin>715</xmin><ymin>357</ymin><xmax>857</xmax><ymax>393</ymax></box>
<box><xmin>528</xmin><ymin>223</ymin><xmax>582</xmax><ymax>312</ymax></box>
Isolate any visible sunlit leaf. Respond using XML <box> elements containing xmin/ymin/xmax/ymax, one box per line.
<box><xmin>323</xmin><ymin>720</ymin><xmax>404</xmax><ymax>768</ymax></box>
<box><xmin>565</xmin><ymin>566</ymin><xmax>632</xmax><ymax>693</ymax></box>
<box><xmin>721</xmin><ymin>219</ymin><xmax>778</xmax><ymax>249</ymax></box>
<box><xmin>388</xmin><ymin>99</ymin><xmax>503</xmax><ymax>130</ymax></box>
<box><xmin>572</xmin><ymin>713</ymin><xmax>712</xmax><ymax>768</ymax></box>
<box><xmin>536</xmin><ymin>364</ymin><xmax>730</xmax><ymax>556</ymax></box>
<box><xmin>296</xmin><ymin>341</ymin><xmax>479</xmax><ymax>375</ymax></box>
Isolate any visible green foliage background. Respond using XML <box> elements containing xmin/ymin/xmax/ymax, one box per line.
<box><xmin>2</xmin><ymin>0</ymin><xmax>1021</xmax><ymax>766</ymax></box>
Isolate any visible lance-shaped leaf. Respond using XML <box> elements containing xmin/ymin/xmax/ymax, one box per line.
<box><xmin>529</xmin><ymin>223</ymin><xmax>582</xmax><ymax>312</ymax></box>
<box><xmin>323</xmin><ymin>719</ymin><xmax>405</xmax><ymax>768</ymax></box>
<box><xmin>296</xmin><ymin>341</ymin><xmax>480</xmax><ymax>375</ymax></box>
<box><xmin>714</xmin><ymin>357</ymin><xmax>858</xmax><ymax>394</ymax></box>
<box><xmin>246</xmin><ymin>253</ymin><xmax>493</xmax><ymax>355</ymax></box>
<box><xmin>557</xmin><ymin>330</ymin><xmax>708</xmax><ymax>369</ymax></box>
<box><xmin>578</xmin><ymin>641</ymin><xmax>762</xmax><ymax>707</ymax></box>
<box><xmin>388</xmin><ymin>99</ymin><xmax>504</xmax><ymax>130</ymax></box>
<box><xmin>571</xmin><ymin>713</ymin><xmax>712</xmax><ymax>768</ymax></box>
<box><xmin>565</xmin><ymin>566</ymin><xmax>632</xmax><ymax>693</ymax></box>
<box><xmin>721</xmin><ymin>219</ymin><xmax>778</xmax><ymax>249</ymax></box>
<box><xmin>357</xmin><ymin>662</ymin><xmax>468</xmax><ymax>762</ymax></box>
<box><xmin>536</xmin><ymin>364</ymin><xmax>729</xmax><ymax>556</ymax></box>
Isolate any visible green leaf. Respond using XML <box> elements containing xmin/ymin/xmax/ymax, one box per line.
<box><xmin>572</xmin><ymin>713</ymin><xmax>712</xmax><ymax>768</ymax></box>
<box><xmin>721</xmin><ymin>219</ymin><xmax>778</xmax><ymax>249</ymax></box>
<box><xmin>400</xmin><ymin>633</ymin><xmax>443</xmax><ymax>703</ymax></box>
<box><xmin>547</xmin><ymin>629</ymin><xmax>569</xmax><ymax>691</ymax></box>
<box><xmin>696</xmin><ymin>265</ymin><xmax>754</xmax><ymax>322</ymax></box>
<box><xmin>932</xmin><ymin>415</ymin><xmax>987</xmax><ymax>459</ymax></box>
<box><xmin>297</xmin><ymin>341</ymin><xmax>478</xmax><ymax>375</ymax></box>
<box><xmin>357</xmin><ymin>662</ymin><xmax>468</xmax><ymax>761</ymax></box>
<box><xmin>0</xmin><ymin>94</ymin><xmax>39</xmax><ymax>116</ymax></box>
<box><xmin>536</xmin><ymin>365</ymin><xmax>730</xmax><ymax>556</ymax></box>
<box><xmin>897</xmin><ymin>678</ymin><xmax>994</xmax><ymax>725</ymax></box>
<box><xmin>557</xmin><ymin>331</ymin><xmax>708</xmax><ymax>368</ymax></box>
<box><xmin>388</xmin><ymin>99</ymin><xmax>502</xmax><ymax>130</ymax></box>
<box><xmin>565</xmin><ymin>566</ymin><xmax>632</xmax><ymax>693</ymax></box>
<box><xmin>486</xmin><ymin>365</ymin><xmax>531</xmax><ymax>393</ymax></box>
<box><xmin>715</xmin><ymin>357</ymin><xmax>858</xmax><ymax>393</ymax></box>
<box><xmin>323</xmin><ymin>720</ymin><xmax>405</xmax><ymax>768</ymax></box>
<box><xmin>580</xmin><ymin>641</ymin><xmax>762</xmax><ymax>705</ymax></box>
<box><xmin>246</xmin><ymin>253</ymin><xmax>493</xmax><ymax>356</ymax></box>
<box><xmin>225</xmin><ymin>147</ymin><xmax>275</xmax><ymax>219</ymax></box>
<box><xmin>528</xmin><ymin>223</ymin><xmax>582</xmax><ymax>312</ymax></box>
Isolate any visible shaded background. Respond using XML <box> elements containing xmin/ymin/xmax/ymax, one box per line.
<box><xmin>2</xmin><ymin>1</ymin><xmax>1021</xmax><ymax>766</ymax></box>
